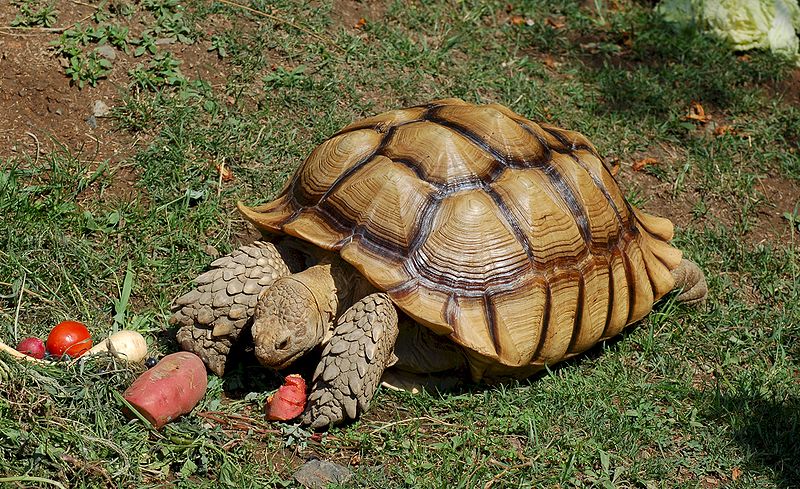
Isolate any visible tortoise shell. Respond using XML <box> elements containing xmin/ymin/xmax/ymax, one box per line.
<box><xmin>239</xmin><ymin>99</ymin><xmax>682</xmax><ymax>377</ymax></box>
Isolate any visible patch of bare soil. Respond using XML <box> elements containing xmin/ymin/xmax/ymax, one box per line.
<box><xmin>0</xmin><ymin>4</ymin><xmax>131</xmax><ymax>165</ymax></box>
<box><xmin>768</xmin><ymin>67</ymin><xmax>800</xmax><ymax>107</ymax></box>
<box><xmin>619</xmin><ymin>164</ymin><xmax>800</xmax><ymax>247</ymax></box>
<box><xmin>0</xmin><ymin>3</ymin><xmax>231</xmax><ymax>206</ymax></box>
<box><xmin>329</xmin><ymin>0</ymin><xmax>388</xmax><ymax>30</ymax></box>
<box><xmin>0</xmin><ymin>33</ymin><xmax>131</xmax><ymax>166</ymax></box>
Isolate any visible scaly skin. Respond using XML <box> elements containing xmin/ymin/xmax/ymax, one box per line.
<box><xmin>302</xmin><ymin>293</ymin><xmax>399</xmax><ymax>429</ymax></box>
<box><xmin>172</xmin><ymin>241</ymin><xmax>291</xmax><ymax>375</ymax></box>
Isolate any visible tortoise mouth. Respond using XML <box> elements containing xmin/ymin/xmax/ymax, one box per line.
<box><xmin>255</xmin><ymin>345</ymin><xmax>306</xmax><ymax>371</ymax></box>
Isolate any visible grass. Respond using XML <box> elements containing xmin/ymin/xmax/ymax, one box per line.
<box><xmin>1</xmin><ymin>0</ymin><xmax>799</xmax><ymax>487</ymax></box>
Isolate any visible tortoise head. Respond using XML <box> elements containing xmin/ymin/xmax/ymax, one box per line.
<box><xmin>251</xmin><ymin>267</ymin><xmax>335</xmax><ymax>370</ymax></box>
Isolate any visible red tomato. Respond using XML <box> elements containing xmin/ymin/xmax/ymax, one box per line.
<box><xmin>47</xmin><ymin>320</ymin><xmax>93</xmax><ymax>357</ymax></box>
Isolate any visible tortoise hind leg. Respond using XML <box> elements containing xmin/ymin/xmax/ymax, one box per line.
<box><xmin>172</xmin><ymin>241</ymin><xmax>291</xmax><ymax>375</ymax></box>
<box><xmin>671</xmin><ymin>258</ymin><xmax>708</xmax><ymax>306</ymax></box>
<box><xmin>381</xmin><ymin>317</ymin><xmax>468</xmax><ymax>393</ymax></box>
<box><xmin>302</xmin><ymin>293</ymin><xmax>399</xmax><ymax>429</ymax></box>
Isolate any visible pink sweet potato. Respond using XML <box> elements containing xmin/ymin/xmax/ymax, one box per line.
<box><xmin>123</xmin><ymin>351</ymin><xmax>207</xmax><ymax>428</ymax></box>
<box><xmin>266</xmin><ymin>374</ymin><xmax>307</xmax><ymax>421</ymax></box>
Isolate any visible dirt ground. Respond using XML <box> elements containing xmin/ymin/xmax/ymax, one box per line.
<box><xmin>0</xmin><ymin>3</ymin><xmax>226</xmax><ymax>166</ymax></box>
<box><xmin>0</xmin><ymin>4</ymin><xmax>127</xmax><ymax>164</ymax></box>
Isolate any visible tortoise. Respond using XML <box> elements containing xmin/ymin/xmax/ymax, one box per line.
<box><xmin>172</xmin><ymin>99</ymin><xmax>708</xmax><ymax>429</ymax></box>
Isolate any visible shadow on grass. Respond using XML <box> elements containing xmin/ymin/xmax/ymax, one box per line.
<box><xmin>569</xmin><ymin>13</ymin><xmax>794</xmax><ymax>120</ymax></box>
<box><xmin>704</xmin><ymin>395</ymin><xmax>800</xmax><ymax>488</ymax></box>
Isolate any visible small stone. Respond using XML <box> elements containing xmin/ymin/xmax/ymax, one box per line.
<box><xmin>85</xmin><ymin>115</ymin><xmax>97</xmax><ymax>129</ymax></box>
<box><xmin>94</xmin><ymin>45</ymin><xmax>117</xmax><ymax>60</ymax></box>
<box><xmin>92</xmin><ymin>100</ymin><xmax>111</xmax><ymax>117</ymax></box>
<box><xmin>155</xmin><ymin>37</ymin><xmax>176</xmax><ymax>45</ymax></box>
<box><xmin>293</xmin><ymin>460</ymin><xmax>352</xmax><ymax>489</ymax></box>
<box><xmin>203</xmin><ymin>244</ymin><xmax>220</xmax><ymax>258</ymax></box>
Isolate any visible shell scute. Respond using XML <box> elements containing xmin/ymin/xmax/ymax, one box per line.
<box><xmin>427</xmin><ymin>104</ymin><xmax>548</xmax><ymax>167</ymax></box>
<box><xmin>381</xmin><ymin>121</ymin><xmax>497</xmax><ymax>186</ymax></box>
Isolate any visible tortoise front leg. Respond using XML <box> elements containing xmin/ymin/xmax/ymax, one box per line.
<box><xmin>172</xmin><ymin>241</ymin><xmax>291</xmax><ymax>375</ymax></box>
<box><xmin>671</xmin><ymin>258</ymin><xmax>708</xmax><ymax>306</ymax></box>
<box><xmin>302</xmin><ymin>293</ymin><xmax>399</xmax><ymax>429</ymax></box>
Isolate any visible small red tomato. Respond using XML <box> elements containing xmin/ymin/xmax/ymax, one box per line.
<box><xmin>16</xmin><ymin>337</ymin><xmax>46</xmax><ymax>359</ymax></box>
<box><xmin>47</xmin><ymin>320</ymin><xmax>92</xmax><ymax>357</ymax></box>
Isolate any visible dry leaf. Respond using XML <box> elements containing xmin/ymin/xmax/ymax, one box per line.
<box><xmin>732</xmin><ymin>467</ymin><xmax>742</xmax><ymax>481</ymax></box>
<box><xmin>510</xmin><ymin>15</ymin><xmax>526</xmax><ymax>26</ymax></box>
<box><xmin>713</xmin><ymin>124</ymin><xmax>749</xmax><ymax>139</ymax></box>
<box><xmin>542</xmin><ymin>55</ymin><xmax>558</xmax><ymax>69</ymax></box>
<box><xmin>354</xmin><ymin>17</ymin><xmax>367</xmax><ymax>29</ymax></box>
<box><xmin>714</xmin><ymin>124</ymin><xmax>733</xmax><ymax>136</ymax></box>
<box><xmin>216</xmin><ymin>162</ymin><xmax>234</xmax><ymax>182</ymax></box>
<box><xmin>632</xmin><ymin>157</ymin><xmax>658</xmax><ymax>172</ymax></box>
<box><xmin>621</xmin><ymin>31</ymin><xmax>633</xmax><ymax>48</ymax></box>
<box><xmin>546</xmin><ymin>16</ymin><xmax>566</xmax><ymax>29</ymax></box>
<box><xmin>685</xmin><ymin>101</ymin><xmax>712</xmax><ymax>124</ymax></box>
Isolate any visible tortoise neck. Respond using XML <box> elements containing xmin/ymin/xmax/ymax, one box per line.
<box><xmin>313</xmin><ymin>254</ymin><xmax>376</xmax><ymax>323</ymax></box>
